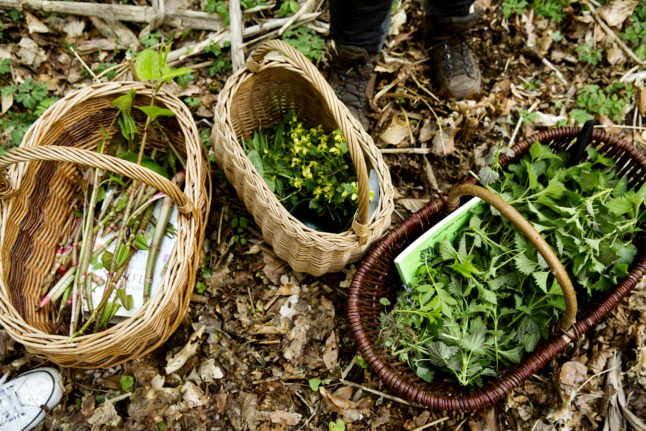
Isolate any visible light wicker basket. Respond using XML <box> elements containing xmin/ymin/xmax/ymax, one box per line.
<box><xmin>211</xmin><ymin>40</ymin><xmax>394</xmax><ymax>276</ymax></box>
<box><xmin>0</xmin><ymin>82</ymin><xmax>210</xmax><ymax>368</ymax></box>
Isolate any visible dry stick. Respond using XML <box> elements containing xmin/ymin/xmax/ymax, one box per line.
<box><xmin>277</xmin><ymin>0</ymin><xmax>317</xmax><ymax>36</ymax></box>
<box><xmin>0</xmin><ymin>0</ymin><xmax>226</xmax><ymax>31</ymax></box>
<box><xmin>541</xmin><ymin>57</ymin><xmax>568</xmax><ymax>84</ymax></box>
<box><xmin>229</xmin><ymin>0</ymin><xmax>244</xmax><ymax>72</ymax></box>
<box><xmin>166</xmin><ymin>13</ymin><xmax>321</xmax><ymax>65</ymax></box>
<box><xmin>380</xmin><ymin>147</ymin><xmax>432</xmax><ymax>154</ymax></box>
<box><xmin>70</xmin><ymin>46</ymin><xmax>98</xmax><ymax>83</ymax></box>
<box><xmin>508</xmin><ymin>101</ymin><xmax>539</xmax><ymax>148</ymax></box>
<box><xmin>581</xmin><ymin>0</ymin><xmax>645</xmax><ymax>66</ymax></box>
<box><xmin>339</xmin><ymin>378</ymin><xmax>414</xmax><ymax>406</ymax></box>
<box><xmin>411</xmin><ymin>417</ymin><xmax>451</xmax><ymax>431</ymax></box>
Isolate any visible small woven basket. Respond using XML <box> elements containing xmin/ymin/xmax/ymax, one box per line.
<box><xmin>0</xmin><ymin>82</ymin><xmax>210</xmax><ymax>368</ymax></box>
<box><xmin>348</xmin><ymin>128</ymin><xmax>646</xmax><ymax>411</ymax></box>
<box><xmin>211</xmin><ymin>40</ymin><xmax>394</xmax><ymax>276</ymax></box>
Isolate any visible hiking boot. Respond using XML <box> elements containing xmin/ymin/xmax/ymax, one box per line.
<box><xmin>328</xmin><ymin>43</ymin><xmax>377</xmax><ymax>131</ymax></box>
<box><xmin>0</xmin><ymin>367</ymin><xmax>64</xmax><ymax>431</ymax></box>
<box><xmin>425</xmin><ymin>12</ymin><xmax>482</xmax><ymax>100</ymax></box>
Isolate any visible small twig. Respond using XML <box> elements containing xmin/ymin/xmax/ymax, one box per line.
<box><xmin>380</xmin><ymin>147</ymin><xmax>432</xmax><ymax>154</ymax></box>
<box><xmin>339</xmin><ymin>378</ymin><xmax>414</xmax><ymax>406</ymax></box>
<box><xmin>217</xmin><ymin>207</ymin><xmax>224</xmax><ymax>245</ymax></box>
<box><xmin>541</xmin><ymin>57</ymin><xmax>568</xmax><ymax>84</ymax></box>
<box><xmin>341</xmin><ymin>354</ymin><xmax>356</xmax><ymax>380</ymax></box>
<box><xmin>411</xmin><ymin>416</ymin><xmax>451</xmax><ymax>431</ymax></box>
<box><xmin>410</xmin><ymin>73</ymin><xmax>440</xmax><ymax>103</ymax></box>
<box><xmin>582</xmin><ymin>0</ymin><xmax>645</xmax><ymax>66</ymax></box>
<box><xmin>277</xmin><ymin>0</ymin><xmax>317</xmax><ymax>36</ymax></box>
<box><xmin>70</xmin><ymin>46</ymin><xmax>98</xmax><ymax>82</ymax></box>
<box><xmin>508</xmin><ymin>101</ymin><xmax>539</xmax><ymax>148</ymax></box>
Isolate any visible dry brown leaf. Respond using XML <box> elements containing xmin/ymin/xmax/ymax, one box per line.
<box><xmin>17</xmin><ymin>37</ymin><xmax>47</xmax><ymax>68</ymax></box>
<box><xmin>26</xmin><ymin>12</ymin><xmax>49</xmax><ymax>34</ymax></box>
<box><xmin>431</xmin><ymin>118</ymin><xmax>459</xmax><ymax>156</ymax></box>
<box><xmin>468</xmin><ymin>407</ymin><xmax>499</xmax><ymax>431</ymax></box>
<box><xmin>181</xmin><ymin>381</ymin><xmax>209</xmax><ymax>407</ymax></box>
<box><xmin>598</xmin><ymin>0</ymin><xmax>638</xmax><ymax>27</ymax></box>
<box><xmin>418</xmin><ymin>117</ymin><xmax>436</xmax><ymax>142</ymax></box>
<box><xmin>323</xmin><ymin>332</ymin><xmax>338</xmax><ymax>371</ymax></box>
<box><xmin>87</xmin><ymin>398</ymin><xmax>122</xmax><ymax>428</ymax></box>
<box><xmin>198</xmin><ymin>358</ymin><xmax>224</xmax><ymax>383</ymax></box>
<box><xmin>398</xmin><ymin>198</ymin><xmax>428</xmax><ymax>212</ymax></box>
<box><xmin>268</xmin><ymin>410</ymin><xmax>302</xmax><ymax>425</ymax></box>
<box><xmin>319</xmin><ymin>387</ymin><xmax>370</xmax><ymax>422</ymax></box>
<box><xmin>606</xmin><ymin>44</ymin><xmax>627</xmax><ymax>65</ymax></box>
<box><xmin>165</xmin><ymin>325</ymin><xmax>205</xmax><ymax>374</ymax></box>
<box><xmin>560</xmin><ymin>361</ymin><xmax>588</xmax><ymax>387</ymax></box>
<box><xmin>1</xmin><ymin>91</ymin><xmax>13</xmax><ymax>115</ymax></box>
<box><xmin>283</xmin><ymin>315</ymin><xmax>309</xmax><ymax>363</ymax></box>
<box><xmin>380</xmin><ymin>115</ymin><xmax>410</xmax><ymax>146</ymax></box>
<box><xmin>388</xmin><ymin>7</ymin><xmax>407</xmax><ymax>36</ymax></box>
<box><xmin>638</xmin><ymin>86</ymin><xmax>646</xmax><ymax>117</ymax></box>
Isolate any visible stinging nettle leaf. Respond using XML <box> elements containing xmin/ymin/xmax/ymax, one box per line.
<box><xmin>135</xmin><ymin>49</ymin><xmax>162</xmax><ymax>81</ymax></box>
<box><xmin>136</xmin><ymin>105</ymin><xmax>175</xmax><ymax>121</ymax></box>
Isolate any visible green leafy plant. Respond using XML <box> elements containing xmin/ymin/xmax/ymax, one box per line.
<box><xmin>242</xmin><ymin>112</ymin><xmax>359</xmax><ymax>225</ymax></box>
<box><xmin>576</xmin><ymin>43</ymin><xmax>603</xmax><ymax>65</ymax></box>
<box><xmin>241</xmin><ymin>0</ymin><xmax>266</xmax><ymax>8</ymax></box>
<box><xmin>0</xmin><ymin>77</ymin><xmax>58</xmax><ymax>150</ymax></box>
<box><xmin>282</xmin><ymin>27</ymin><xmax>325</xmax><ymax>61</ymax></box>
<box><xmin>204</xmin><ymin>0</ymin><xmax>230</xmax><ymax>25</ymax></box>
<box><xmin>308</xmin><ymin>378</ymin><xmax>323</xmax><ymax>391</ymax></box>
<box><xmin>231</xmin><ymin>213</ymin><xmax>249</xmax><ymax>245</ymax></box>
<box><xmin>142</xmin><ymin>31</ymin><xmax>163</xmax><ymax>48</ymax></box>
<box><xmin>355</xmin><ymin>354</ymin><xmax>368</xmax><ymax>369</ymax></box>
<box><xmin>502</xmin><ymin>0</ymin><xmax>527</xmax><ymax>19</ymax></box>
<box><xmin>329</xmin><ymin>419</ymin><xmax>346</xmax><ymax>431</ymax></box>
<box><xmin>0</xmin><ymin>58</ymin><xmax>10</xmax><ymax>74</ymax></box>
<box><xmin>520</xmin><ymin>79</ymin><xmax>542</xmax><ymax>92</ymax></box>
<box><xmin>620</xmin><ymin>2</ymin><xmax>646</xmax><ymax>60</ymax></box>
<box><xmin>120</xmin><ymin>375</ymin><xmax>135</xmax><ymax>391</ymax></box>
<box><xmin>532</xmin><ymin>0</ymin><xmax>567</xmax><ymax>22</ymax></box>
<box><xmin>380</xmin><ymin>142</ymin><xmax>645</xmax><ymax>388</ymax></box>
<box><xmin>279</xmin><ymin>0</ymin><xmax>299</xmax><ymax>17</ymax></box>
<box><xmin>195</xmin><ymin>281</ymin><xmax>207</xmax><ymax>294</ymax></box>
<box><xmin>205</xmin><ymin>42</ymin><xmax>232</xmax><ymax>76</ymax></box>
<box><xmin>573</xmin><ymin>82</ymin><xmax>635</xmax><ymax>123</ymax></box>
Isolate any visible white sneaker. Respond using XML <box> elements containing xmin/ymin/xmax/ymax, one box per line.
<box><xmin>0</xmin><ymin>367</ymin><xmax>63</xmax><ymax>431</ymax></box>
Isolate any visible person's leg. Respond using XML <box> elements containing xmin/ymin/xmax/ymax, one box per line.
<box><xmin>423</xmin><ymin>0</ymin><xmax>482</xmax><ymax>100</ymax></box>
<box><xmin>329</xmin><ymin>0</ymin><xmax>394</xmax><ymax>53</ymax></box>
<box><xmin>328</xmin><ymin>0</ymin><xmax>394</xmax><ymax>130</ymax></box>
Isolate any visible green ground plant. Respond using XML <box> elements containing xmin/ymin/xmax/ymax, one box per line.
<box><xmin>570</xmin><ymin>82</ymin><xmax>635</xmax><ymax>124</ymax></box>
<box><xmin>0</xmin><ymin>69</ymin><xmax>58</xmax><ymax>151</ymax></box>
<box><xmin>205</xmin><ymin>41</ymin><xmax>232</xmax><ymax>76</ymax></box>
<box><xmin>620</xmin><ymin>1</ymin><xmax>646</xmax><ymax>60</ymax></box>
<box><xmin>576</xmin><ymin>43</ymin><xmax>603</xmax><ymax>65</ymax></box>
<box><xmin>380</xmin><ymin>143</ymin><xmax>645</xmax><ymax>388</ymax></box>
<box><xmin>282</xmin><ymin>27</ymin><xmax>325</xmax><ymax>61</ymax></box>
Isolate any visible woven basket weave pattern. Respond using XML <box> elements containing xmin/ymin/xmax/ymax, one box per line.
<box><xmin>212</xmin><ymin>40</ymin><xmax>394</xmax><ymax>275</ymax></box>
<box><xmin>0</xmin><ymin>82</ymin><xmax>210</xmax><ymax>368</ymax></box>
<box><xmin>349</xmin><ymin>128</ymin><xmax>646</xmax><ymax>410</ymax></box>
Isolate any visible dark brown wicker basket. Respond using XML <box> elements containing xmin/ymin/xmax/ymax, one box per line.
<box><xmin>348</xmin><ymin>127</ymin><xmax>646</xmax><ymax>411</ymax></box>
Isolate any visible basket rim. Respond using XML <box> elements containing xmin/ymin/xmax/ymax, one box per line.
<box><xmin>348</xmin><ymin>127</ymin><xmax>646</xmax><ymax>410</ymax></box>
<box><xmin>215</xmin><ymin>59</ymin><xmax>394</xmax><ymax>245</ymax></box>
<box><xmin>0</xmin><ymin>81</ymin><xmax>210</xmax><ymax>366</ymax></box>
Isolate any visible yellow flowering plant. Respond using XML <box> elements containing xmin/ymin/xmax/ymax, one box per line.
<box><xmin>243</xmin><ymin>112</ymin><xmax>359</xmax><ymax>230</ymax></box>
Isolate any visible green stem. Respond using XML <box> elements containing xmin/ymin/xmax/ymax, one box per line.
<box><xmin>143</xmin><ymin>171</ymin><xmax>184</xmax><ymax>302</ymax></box>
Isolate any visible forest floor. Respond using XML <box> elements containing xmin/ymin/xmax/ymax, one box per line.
<box><xmin>1</xmin><ymin>0</ymin><xmax>646</xmax><ymax>429</ymax></box>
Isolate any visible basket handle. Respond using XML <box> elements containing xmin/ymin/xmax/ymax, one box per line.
<box><xmin>446</xmin><ymin>184</ymin><xmax>577</xmax><ymax>331</ymax></box>
<box><xmin>247</xmin><ymin>40</ymin><xmax>371</xmax><ymax>243</ymax></box>
<box><xmin>0</xmin><ymin>146</ymin><xmax>197</xmax><ymax>216</ymax></box>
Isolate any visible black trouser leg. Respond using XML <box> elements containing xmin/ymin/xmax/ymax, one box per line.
<box><xmin>423</xmin><ymin>0</ymin><xmax>475</xmax><ymax>18</ymax></box>
<box><xmin>329</xmin><ymin>0</ymin><xmax>394</xmax><ymax>53</ymax></box>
